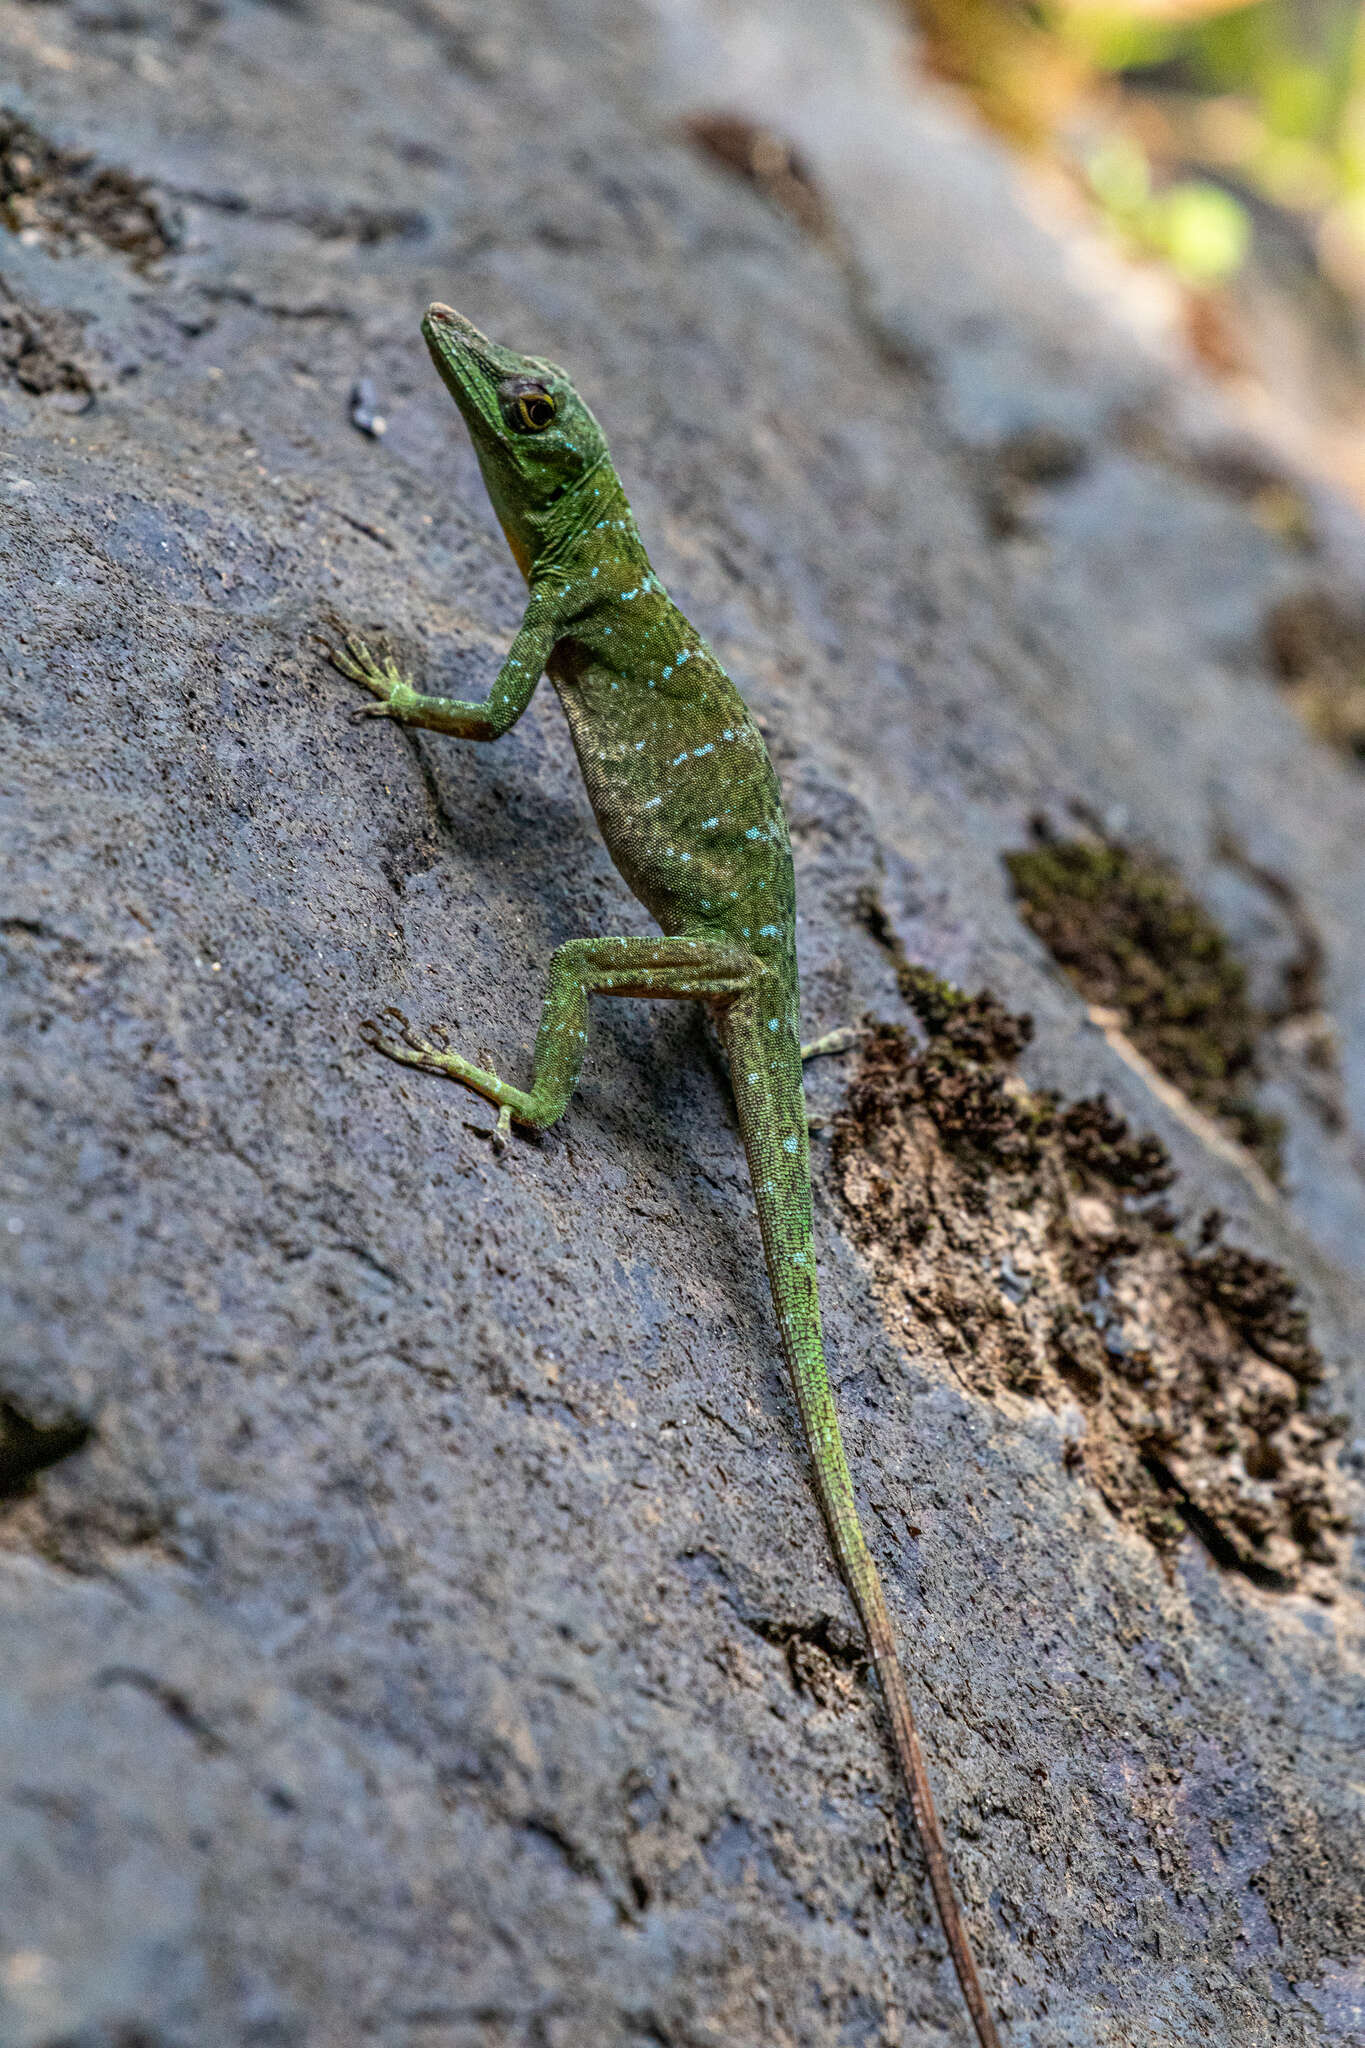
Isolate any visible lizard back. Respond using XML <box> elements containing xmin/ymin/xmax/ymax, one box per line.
<box><xmin>542</xmin><ymin>485</ymin><xmax>798</xmax><ymax>997</ymax></box>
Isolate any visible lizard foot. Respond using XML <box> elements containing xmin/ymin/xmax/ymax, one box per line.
<box><xmin>359</xmin><ymin>1010</ymin><xmax>517</xmax><ymax>1150</ymax></box>
<box><xmin>800</xmin><ymin>1025</ymin><xmax>862</xmax><ymax>1063</ymax></box>
<box><xmin>328</xmin><ymin>633</ymin><xmax>418</xmax><ymax>718</ymax></box>
<box><xmin>359</xmin><ymin>1005</ymin><xmax>454</xmax><ymax>1072</ymax></box>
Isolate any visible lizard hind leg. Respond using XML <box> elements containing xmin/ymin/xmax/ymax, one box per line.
<box><xmin>361</xmin><ymin>935</ymin><xmax>755</xmax><ymax>1138</ymax></box>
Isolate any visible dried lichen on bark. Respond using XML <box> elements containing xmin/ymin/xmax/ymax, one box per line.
<box><xmin>0</xmin><ymin>109</ymin><xmax>177</xmax><ymax>268</ymax></box>
<box><xmin>832</xmin><ymin>983</ymin><xmax>1347</xmax><ymax>1599</ymax></box>
<box><xmin>0</xmin><ymin>276</ymin><xmax>97</xmax><ymax>400</ymax></box>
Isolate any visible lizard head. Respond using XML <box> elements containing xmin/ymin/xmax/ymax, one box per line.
<box><xmin>422</xmin><ymin>303</ymin><xmax>608</xmax><ymax>574</ymax></box>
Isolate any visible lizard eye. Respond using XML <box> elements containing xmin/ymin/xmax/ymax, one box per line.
<box><xmin>515</xmin><ymin>391</ymin><xmax>556</xmax><ymax>431</ymax></box>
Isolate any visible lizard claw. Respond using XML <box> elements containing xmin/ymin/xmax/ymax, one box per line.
<box><xmin>325</xmin><ymin>632</ymin><xmax>370</xmax><ymax>683</ymax></box>
<box><xmin>384</xmin><ymin>1005</ymin><xmax>424</xmax><ymax>1050</ymax></box>
<box><xmin>360</xmin><ymin>1006</ymin><xmax>414</xmax><ymax>1053</ymax></box>
<box><xmin>361</xmin><ymin>1006</ymin><xmax>458</xmax><ymax>1068</ymax></box>
<box><xmin>328</xmin><ymin>633</ymin><xmax>414</xmax><ymax>718</ymax></box>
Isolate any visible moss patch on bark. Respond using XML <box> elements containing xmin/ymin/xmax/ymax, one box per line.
<box><xmin>1003</xmin><ymin>834</ymin><xmax>1285</xmax><ymax>1181</ymax></box>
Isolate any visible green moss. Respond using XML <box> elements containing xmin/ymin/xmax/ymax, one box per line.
<box><xmin>897</xmin><ymin>962</ymin><xmax>1032</xmax><ymax>1062</ymax></box>
<box><xmin>1005</xmin><ymin>837</ymin><xmax>1285</xmax><ymax>1182</ymax></box>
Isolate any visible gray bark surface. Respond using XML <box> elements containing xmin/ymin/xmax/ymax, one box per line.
<box><xmin>2</xmin><ymin>1</ymin><xmax>1363</xmax><ymax>2044</ymax></box>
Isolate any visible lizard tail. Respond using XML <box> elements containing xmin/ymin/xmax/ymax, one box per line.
<box><xmin>723</xmin><ymin>1011</ymin><xmax>1004</xmax><ymax>2048</ymax></box>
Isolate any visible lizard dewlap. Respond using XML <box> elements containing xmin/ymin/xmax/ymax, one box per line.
<box><xmin>329</xmin><ymin>306</ymin><xmax>1006</xmax><ymax>2048</ymax></box>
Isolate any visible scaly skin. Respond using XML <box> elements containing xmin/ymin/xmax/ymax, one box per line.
<box><xmin>331</xmin><ymin>304</ymin><xmax>1004</xmax><ymax>2048</ymax></box>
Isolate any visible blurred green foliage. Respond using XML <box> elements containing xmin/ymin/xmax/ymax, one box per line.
<box><xmin>1086</xmin><ymin>134</ymin><xmax>1251</xmax><ymax>283</ymax></box>
<box><xmin>911</xmin><ymin>0</ymin><xmax>1365</xmax><ymax>291</ymax></box>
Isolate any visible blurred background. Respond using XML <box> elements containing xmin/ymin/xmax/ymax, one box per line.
<box><xmin>908</xmin><ymin>0</ymin><xmax>1365</xmax><ymax>496</ymax></box>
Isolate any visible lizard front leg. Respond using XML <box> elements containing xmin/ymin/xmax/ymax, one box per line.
<box><xmin>329</xmin><ymin>583</ymin><xmax>562</xmax><ymax>741</ymax></box>
<box><xmin>364</xmin><ymin>935</ymin><xmax>755</xmax><ymax>1144</ymax></box>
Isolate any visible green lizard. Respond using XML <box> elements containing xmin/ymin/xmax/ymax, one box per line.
<box><xmin>331</xmin><ymin>304</ymin><xmax>1004</xmax><ymax>2048</ymax></box>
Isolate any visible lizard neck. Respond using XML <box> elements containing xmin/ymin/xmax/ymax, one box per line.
<box><xmin>483</xmin><ymin>448</ymin><xmax>620</xmax><ymax>584</ymax></box>
<box><xmin>527</xmin><ymin>457</ymin><xmax>639</xmax><ymax>580</ymax></box>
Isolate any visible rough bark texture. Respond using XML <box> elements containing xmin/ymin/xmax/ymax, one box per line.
<box><xmin>2</xmin><ymin>1</ymin><xmax>1364</xmax><ymax>2044</ymax></box>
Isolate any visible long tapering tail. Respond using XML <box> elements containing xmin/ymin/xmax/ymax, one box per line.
<box><xmin>723</xmin><ymin>1006</ymin><xmax>1003</xmax><ymax>2048</ymax></box>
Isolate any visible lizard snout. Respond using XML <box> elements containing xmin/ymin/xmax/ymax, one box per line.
<box><xmin>424</xmin><ymin>303</ymin><xmax>489</xmax><ymax>348</ymax></box>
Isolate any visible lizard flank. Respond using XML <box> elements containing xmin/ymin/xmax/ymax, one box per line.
<box><xmin>331</xmin><ymin>303</ymin><xmax>1005</xmax><ymax>2048</ymax></box>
